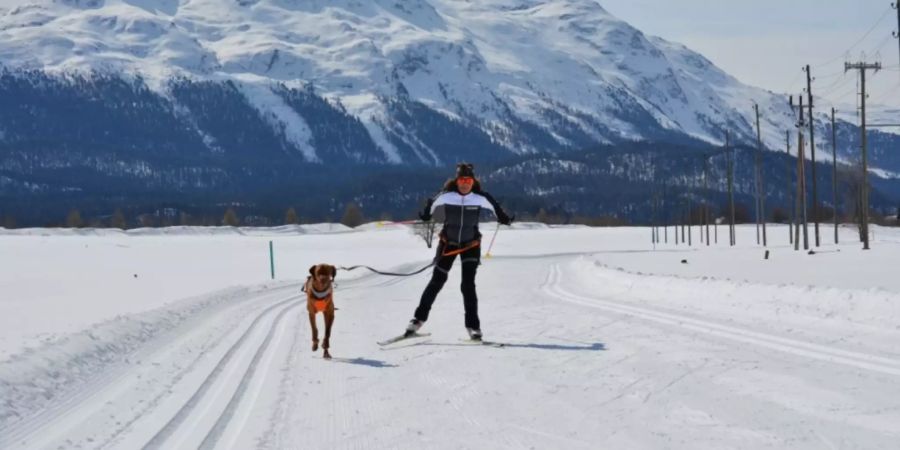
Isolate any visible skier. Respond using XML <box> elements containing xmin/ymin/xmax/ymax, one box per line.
<box><xmin>404</xmin><ymin>162</ymin><xmax>513</xmax><ymax>341</ymax></box>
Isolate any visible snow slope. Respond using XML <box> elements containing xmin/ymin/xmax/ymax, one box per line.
<box><xmin>1</xmin><ymin>223</ymin><xmax>899</xmax><ymax>449</ymax></box>
<box><xmin>0</xmin><ymin>0</ymin><xmax>828</xmax><ymax>160</ymax></box>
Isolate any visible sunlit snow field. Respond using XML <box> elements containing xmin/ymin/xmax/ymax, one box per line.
<box><xmin>1</xmin><ymin>223</ymin><xmax>898</xmax><ymax>449</ymax></box>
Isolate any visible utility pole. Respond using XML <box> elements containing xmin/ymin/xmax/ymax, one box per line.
<box><xmin>804</xmin><ymin>65</ymin><xmax>821</xmax><ymax>247</ymax></box>
<box><xmin>675</xmin><ymin>192</ymin><xmax>681</xmax><ymax>246</ymax></box>
<box><xmin>795</xmin><ymin>125</ymin><xmax>803</xmax><ymax>251</ymax></box>
<box><xmin>664</xmin><ymin>185</ymin><xmax>668</xmax><ymax>243</ymax></box>
<box><xmin>753</xmin><ymin>105</ymin><xmax>761</xmax><ymax>245</ymax></box>
<box><xmin>656</xmin><ymin>192</ymin><xmax>661</xmax><ymax>244</ymax></box>
<box><xmin>704</xmin><ymin>155</ymin><xmax>711</xmax><ymax>246</ymax></box>
<box><xmin>845</xmin><ymin>61</ymin><xmax>882</xmax><ymax>250</ymax></box>
<box><xmin>651</xmin><ymin>187</ymin><xmax>657</xmax><ymax>246</ymax></box>
<box><xmin>799</xmin><ymin>96</ymin><xmax>810</xmax><ymax>251</ymax></box>
<box><xmin>687</xmin><ymin>173</ymin><xmax>693</xmax><ymax>246</ymax></box>
<box><xmin>726</xmin><ymin>132</ymin><xmax>736</xmax><ymax>246</ymax></box>
<box><xmin>754</xmin><ymin>103</ymin><xmax>767</xmax><ymax>246</ymax></box>
<box><xmin>651</xmin><ymin>155</ymin><xmax>657</xmax><ymax>246</ymax></box>
<box><xmin>893</xmin><ymin>3</ymin><xmax>899</xmax><ymax>68</ymax></box>
<box><xmin>715</xmin><ymin>219</ymin><xmax>718</xmax><ymax>244</ymax></box>
<box><xmin>831</xmin><ymin>108</ymin><xmax>839</xmax><ymax>244</ymax></box>
<box><xmin>786</xmin><ymin>130</ymin><xmax>794</xmax><ymax>245</ymax></box>
<box><xmin>790</xmin><ymin>95</ymin><xmax>810</xmax><ymax>251</ymax></box>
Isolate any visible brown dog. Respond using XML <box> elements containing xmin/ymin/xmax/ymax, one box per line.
<box><xmin>305</xmin><ymin>264</ymin><xmax>336</xmax><ymax>359</ymax></box>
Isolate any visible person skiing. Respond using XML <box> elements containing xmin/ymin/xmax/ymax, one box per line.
<box><xmin>404</xmin><ymin>162</ymin><xmax>513</xmax><ymax>341</ymax></box>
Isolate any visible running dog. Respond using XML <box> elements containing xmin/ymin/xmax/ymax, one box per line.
<box><xmin>305</xmin><ymin>264</ymin><xmax>336</xmax><ymax>359</ymax></box>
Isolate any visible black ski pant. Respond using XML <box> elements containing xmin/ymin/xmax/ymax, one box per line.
<box><xmin>413</xmin><ymin>242</ymin><xmax>481</xmax><ymax>329</ymax></box>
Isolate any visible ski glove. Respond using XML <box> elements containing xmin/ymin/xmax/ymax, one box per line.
<box><xmin>419</xmin><ymin>198</ymin><xmax>434</xmax><ymax>222</ymax></box>
<box><xmin>497</xmin><ymin>210</ymin><xmax>514</xmax><ymax>226</ymax></box>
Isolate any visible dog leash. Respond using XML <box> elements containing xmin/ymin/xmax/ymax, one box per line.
<box><xmin>337</xmin><ymin>243</ymin><xmax>475</xmax><ymax>277</ymax></box>
<box><xmin>338</xmin><ymin>262</ymin><xmax>436</xmax><ymax>277</ymax></box>
<box><xmin>337</xmin><ymin>237</ymin><xmax>485</xmax><ymax>277</ymax></box>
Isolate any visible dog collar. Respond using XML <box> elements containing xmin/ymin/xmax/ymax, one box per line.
<box><xmin>311</xmin><ymin>286</ymin><xmax>332</xmax><ymax>299</ymax></box>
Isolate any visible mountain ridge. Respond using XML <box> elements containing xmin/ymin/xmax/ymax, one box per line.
<box><xmin>2</xmin><ymin>0</ymin><xmax>879</xmax><ymax>165</ymax></box>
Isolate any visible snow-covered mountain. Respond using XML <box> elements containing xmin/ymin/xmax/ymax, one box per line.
<box><xmin>2</xmin><ymin>0</ymin><xmax>900</xmax><ymax>227</ymax></box>
<box><xmin>0</xmin><ymin>0</ymin><xmax>840</xmax><ymax>164</ymax></box>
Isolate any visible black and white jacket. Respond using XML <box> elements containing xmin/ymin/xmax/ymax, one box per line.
<box><xmin>428</xmin><ymin>191</ymin><xmax>504</xmax><ymax>245</ymax></box>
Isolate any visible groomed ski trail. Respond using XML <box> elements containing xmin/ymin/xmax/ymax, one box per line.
<box><xmin>542</xmin><ymin>263</ymin><xmax>900</xmax><ymax>377</ymax></box>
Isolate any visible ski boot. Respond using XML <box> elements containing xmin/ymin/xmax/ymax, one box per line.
<box><xmin>466</xmin><ymin>328</ymin><xmax>483</xmax><ymax>341</ymax></box>
<box><xmin>405</xmin><ymin>318</ymin><xmax>424</xmax><ymax>337</ymax></box>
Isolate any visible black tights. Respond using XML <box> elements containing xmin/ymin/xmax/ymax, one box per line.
<box><xmin>413</xmin><ymin>243</ymin><xmax>481</xmax><ymax>329</ymax></box>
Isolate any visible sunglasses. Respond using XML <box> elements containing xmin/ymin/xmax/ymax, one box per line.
<box><xmin>457</xmin><ymin>176</ymin><xmax>474</xmax><ymax>184</ymax></box>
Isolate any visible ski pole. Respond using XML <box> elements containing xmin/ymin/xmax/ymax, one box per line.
<box><xmin>484</xmin><ymin>223</ymin><xmax>502</xmax><ymax>258</ymax></box>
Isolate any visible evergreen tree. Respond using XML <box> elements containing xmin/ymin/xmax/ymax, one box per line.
<box><xmin>111</xmin><ymin>209</ymin><xmax>127</xmax><ymax>229</ymax></box>
<box><xmin>536</xmin><ymin>208</ymin><xmax>550</xmax><ymax>224</ymax></box>
<box><xmin>223</xmin><ymin>207</ymin><xmax>240</xmax><ymax>226</ymax></box>
<box><xmin>772</xmin><ymin>207</ymin><xmax>789</xmax><ymax>224</ymax></box>
<box><xmin>66</xmin><ymin>209</ymin><xmax>84</xmax><ymax>228</ymax></box>
<box><xmin>285</xmin><ymin>207</ymin><xmax>299</xmax><ymax>224</ymax></box>
<box><xmin>2</xmin><ymin>215</ymin><xmax>15</xmax><ymax>229</ymax></box>
<box><xmin>340</xmin><ymin>202</ymin><xmax>365</xmax><ymax>228</ymax></box>
<box><xmin>138</xmin><ymin>214</ymin><xmax>158</xmax><ymax>228</ymax></box>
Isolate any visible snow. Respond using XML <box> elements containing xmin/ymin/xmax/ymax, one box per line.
<box><xmin>1</xmin><ymin>223</ymin><xmax>899</xmax><ymax>449</ymax></box>
<box><xmin>836</xmin><ymin>105</ymin><xmax>900</xmax><ymax>137</ymax></box>
<box><xmin>236</xmin><ymin>79</ymin><xmax>319</xmax><ymax>163</ymax></box>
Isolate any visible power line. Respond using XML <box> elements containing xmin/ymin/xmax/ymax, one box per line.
<box><xmin>812</xmin><ymin>5</ymin><xmax>894</xmax><ymax>69</ymax></box>
<box><xmin>816</xmin><ymin>69</ymin><xmax>846</xmax><ymax>80</ymax></box>
<box><xmin>870</xmin><ymin>78</ymin><xmax>900</xmax><ymax>98</ymax></box>
<box><xmin>817</xmin><ymin>71</ymin><xmax>853</xmax><ymax>96</ymax></box>
<box><xmin>781</xmin><ymin>5</ymin><xmax>895</xmax><ymax>95</ymax></box>
<box><xmin>828</xmin><ymin>76</ymin><xmax>861</xmax><ymax>103</ymax></box>
<box><xmin>868</xmin><ymin>33</ymin><xmax>895</xmax><ymax>56</ymax></box>
<box><xmin>783</xmin><ymin>70</ymin><xmax>806</xmax><ymax>94</ymax></box>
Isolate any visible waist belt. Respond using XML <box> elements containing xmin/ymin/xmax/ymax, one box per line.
<box><xmin>440</xmin><ymin>236</ymin><xmax>481</xmax><ymax>257</ymax></box>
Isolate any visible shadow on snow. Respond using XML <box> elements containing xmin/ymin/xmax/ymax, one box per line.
<box><xmin>325</xmin><ymin>356</ymin><xmax>399</xmax><ymax>368</ymax></box>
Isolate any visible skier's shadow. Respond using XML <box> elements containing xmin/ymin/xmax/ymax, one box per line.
<box><xmin>327</xmin><ymin>357</ymin><xmax>398</xmax><ymax>368</ymax></box>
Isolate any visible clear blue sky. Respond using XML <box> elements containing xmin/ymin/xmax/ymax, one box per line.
<box><xmin>600</xmin><ymin>0</ymin><xmax>900</xmax><ymax>109</ymax></box>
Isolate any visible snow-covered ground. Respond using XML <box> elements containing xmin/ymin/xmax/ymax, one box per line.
<box><xmin>1</xmin><ymin>223</ymin><xmax>899</xmax><ymax>449</ymax></box>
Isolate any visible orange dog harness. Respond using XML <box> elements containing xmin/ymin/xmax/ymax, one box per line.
<box><xmin>306</xmin><ymin>280</ymin><xmax>333</xmax><ymax>313</ymax></box>
<box><xmin>313</xmin><ymin>298</ymin><xmax>330</xmax><ymax>313</ymax></box>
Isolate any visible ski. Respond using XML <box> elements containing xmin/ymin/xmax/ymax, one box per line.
<box><xmin>458</xmin><ymin>338</ymin><xmax>505</xmax><ymax>348</ymax></box>
<box><xmin>377</xmin><ymin>332</ymin><xmax>431</xmax><ymax>346</ymax></box>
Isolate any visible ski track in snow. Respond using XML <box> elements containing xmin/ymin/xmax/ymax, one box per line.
<box><xmin>0</xmin><ymin>283</ymin><xmax>302</xmax><ymax>450</ymax></box>
<box><xmin>196</xmin><ymin>300</ymin><xmax>298</xmax><ymax>450</ymax></box>
<box><xmin>141</xmin><ymin>297</ymin><xmax>300</xmax><ymax>449</ymax></box>
<box><xmin>0</xmin><ymin>272</ymin><xmax>390</xmax><ymax>450</ymax></box>
<box><xmin>542</xmin><ymin>263</ymin><xmax>900</xmax><ymax>377</ymax></box>
<box><xmin>0</xmin><ymin>276</ymin><xmax>384</xmax><ymax>449</ymax></box>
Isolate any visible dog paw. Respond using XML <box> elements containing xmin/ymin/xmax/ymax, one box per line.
<box><xmin>323</xmin><ymin>350</ymin><xmax>332</xmax><ymax>359</ymax></box>
<box><xmin>312</xmin><ymin>340</ymin><xmax>319</xmax><ymax>351</ymax></box>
